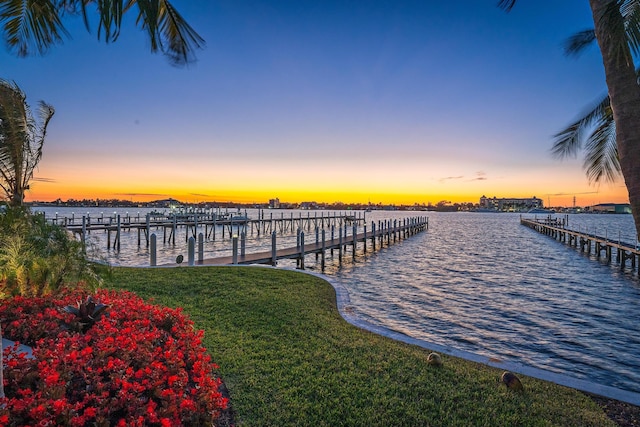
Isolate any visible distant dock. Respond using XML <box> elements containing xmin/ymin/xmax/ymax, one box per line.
<box><xmin>521</xmin><ymin>216</ymin><xmax>640</xmax><ymax>273</ymax></box>
<box><xmin>48</xmin><ymin>210</ymin><xmax>365</xmax><ymax>250</ymax></box>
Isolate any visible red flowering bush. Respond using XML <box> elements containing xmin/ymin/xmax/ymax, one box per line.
<box><xmin>0</xmin><ymin>290</ymin><xmax>229</xmax><ymax>426</ymax></box>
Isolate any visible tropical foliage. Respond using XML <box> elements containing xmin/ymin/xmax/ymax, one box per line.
<box><xmin>0</xmin><ymin>289</ymin><xmax>229</xmax><ymax>426</ymax></box>
<box><xmin>0</xmin><ymin>206</ymin><xmax>101</xmax><ymax>299</ymax></box>
<box><xmin>0</xmin><ymin>79</ymin><xmax>54</xmax><ymax>207</ymax></box>
<box><xmin>0</xmin><ymin>0</ymin><xmax>204</xmax><ymax>65</ymax></box>
<box><xmin>551</xmin><ymin>94</ymin><xmax>619</xmax><ymax>184</ymax></box>
<box><xmin>501</xmin><ymin>0</ymin><xmax>625</xmax><ymax>185</ymax></box>
<box><xmin>547</xmin><ymin>5</ymin><xmax>640</xmax><ymax>185</ymax></box>
<box><xmin>500</xmin><ymin>0</ymin><xmax>640</xmax><ymax>236</ymax></box>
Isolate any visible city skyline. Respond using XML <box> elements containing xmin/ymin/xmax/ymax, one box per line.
<box><xmin>2</xmin><ymin>1</ymin><xmax>629</xmax><ymax>207</ymax></box>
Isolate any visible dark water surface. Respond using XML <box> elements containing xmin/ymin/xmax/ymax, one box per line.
<box><xmin>329</xmin><ymin>212</ymin><xmax>640</xmax><ymax>394</ymax></box>
<box><xmin>34</xmin><ymin>207</ymin><xmax>640</xmax><ymax>394</ymax></box>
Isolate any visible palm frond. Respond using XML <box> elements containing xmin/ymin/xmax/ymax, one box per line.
<box><xmin>93</xmin><ymin>0</ymin><xmax>125</xmax><ymax>43</ymax></box>
<box><xmin>20</xmin><ymin>101</ymin><xmax>54</xmax><ymax>195</ymax></box>
<box><xmin>564</xmin><ymin>29</ymin><xmax>597</xmax><ymax>57</ymax></box>
<box><xmin>0</xmin><ymin>79</ymin><xmax>29</xmax><ymax>200</ymax></box>
<box><xmin>596</xmin><ymin>0</ymin><xmax>633</xmax><ymax>66</ymax></box>
<box><xmin>0</xmin><ymin>80</ymin><xmax>53</xmax><ymax>205</ymax></box>
<box><xmin>620</xmin><ymin>0</ymin><xmax>640</xmax><ymax>56</ymax></box>
<box><xmin>551</xmin><ymin>95</ymin><xmax>611</xmax><ymax>159</ymax></box>
<box><xmin>0</xmin><ymin>0</ymin><xmax>69</xmax><ymax>56</ymax></box>
<box><xmin>584</xmin><ymin>119</ymin><xmax>621</xmax><ymax>183</ymax></box>
<box><xmin>135</xmin><ymin>0</ymin><xmax>205</xmax><ymax>66</ymax></box>
<box><xmin>496</xmin><ymin>0</ymin><xmax>517</xmax><ymax>12</ymax></box>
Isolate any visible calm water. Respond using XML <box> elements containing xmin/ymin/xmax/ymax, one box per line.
<box><xmin>33</xmin><ymin>207</ymin><xmax>640</xmax><ymax>394</ymax></box>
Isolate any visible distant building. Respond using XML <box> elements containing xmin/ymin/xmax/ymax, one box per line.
<box><xmin>479</xmin><ymin>195</ymin><xmax>543</xmax><ymax>211</ymax></box>
<box><xmin>269</xmin><ymin>198</ymin><xmax>280</xmax><ymax>209</ymax></box>
<box><xmin>300</xmin><ymin>201</ymin><xmax>319</xmax><ymax>210</ymax></box>
<box><xmin>590</xmin><ymin>203</ymin><xmax>632</xmax><ymax>214</ymax></box>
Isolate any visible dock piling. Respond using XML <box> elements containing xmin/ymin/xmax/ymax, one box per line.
<box><xmin>188</xmin><ymin>237</ymin><xmax>195</xmax><ymax>266</ymax></box>
<box><xmin>150</xmin><ymin>234</ymin><xmax>157</xmax><ymax>266</ymax></box>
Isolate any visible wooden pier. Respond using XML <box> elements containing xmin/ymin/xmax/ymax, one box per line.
<box><xmin>162</xmin><ymin>216</ymin><xmax>429</xmax><ymax>270</ymax></box>
<box><xmin>521</xmin><ymin>217</ymin><xmax>640</xmax><ymax>272</ymax></box>
<box><xmin>50</xmin><ymin>210</ymin><xmax>365</xmax><ymax>251</ymax></box>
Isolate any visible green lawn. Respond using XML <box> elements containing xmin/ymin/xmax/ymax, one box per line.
<box><xmin>104</xmin><ymin>266</ymin><xmax>614</xmax><ymax>426</ymax></box>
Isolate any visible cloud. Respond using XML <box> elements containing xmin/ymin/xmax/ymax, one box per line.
<box><xmin>469</xmin><ymin>171</ymin><xmax>487</xmax><ymax>181</ymax></box>
<box><xmin>468</xmin><ymin>172</ymin><xmax>487</xmax><ymax>181</ymax></box>
<box><xmin>439</xmin><ymin>176</ymin><xmax>464</xmax><ymax>183</ymax></box>
<box><xmin>546</xmin><ymin>191</ymin><xmax>600</xmax><ymax>196</ymax></box>
<box><xmin>32</xmin><ymin>177</ymin><xmax>56</xmax><ymax>183</ymax></box>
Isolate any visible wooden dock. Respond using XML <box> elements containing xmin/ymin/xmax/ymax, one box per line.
<box><xmin>162</xmin><ymin>216</ymin><xmax>429</xmax><ymax>270</ymax></box>
<box><xmin>49</xmin><ymin>210</ymin><xmax>365</xmax><ymax>250</ymax></box>
<box><xmin>521</xmin><ymin>217</ymin><xmax>640</xmax><ymax>272</ymax></box>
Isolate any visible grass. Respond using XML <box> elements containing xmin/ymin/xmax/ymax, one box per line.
<box><xmin>103</xmin><ymin>266</ymin><xmax>615</xmax><ymax>426</ymax></box>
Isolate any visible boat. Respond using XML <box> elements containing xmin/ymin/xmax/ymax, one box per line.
<box><xmin>527</xmin><ymin>208</ymin><xmax>555</xmax><ymax>214</ymax></box>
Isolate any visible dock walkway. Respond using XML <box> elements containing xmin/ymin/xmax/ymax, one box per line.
<box><xmin>161</xmin><ymin>216</ymin><xmax>429</xmax><ymax>270</ymax></box>
<box><xmin>51</xmin><ymin>211</ymin><xmax>365</xmax><ymax>250</ymax></box>
<box><xmin>521</xmin><ymin>216</ymin><xmax>640</xmax><ymax>273</ymax></box>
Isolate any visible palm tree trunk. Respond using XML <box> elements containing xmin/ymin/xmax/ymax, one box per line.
<box><xmin>589</xmin><ymin>0</ymin><xmax>640</xmax><ymax>237</ymax></box>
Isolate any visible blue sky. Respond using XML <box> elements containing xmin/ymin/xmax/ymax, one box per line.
<box><xmin>2</xmin><ymin>0</ymin><xmax>624</xmax><ymax>206</ymax></box>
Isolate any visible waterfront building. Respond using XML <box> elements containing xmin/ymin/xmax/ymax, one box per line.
<box><xmin>479</xmin><ymin>195</ymin><xmax>543</xmax><ymax>212</ymax></box>
<box><xmin>269</xmin><ymin>198</ymin><xmax>281</xmax><ymax>209</ymax></box>
<box><xmin>589</xmin><ymin>203</ymin><xmax>632</xmax><ymax>214</ymax></box>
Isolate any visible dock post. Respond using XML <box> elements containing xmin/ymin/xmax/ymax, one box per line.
<box><xmin>271</xmin><ymin>231</ymin><xmax>277</xmax><ymax>266</ymax></box>
<box><xmin>232</xmin><ymin>235</ymin><xmax>238</xmax><ymax>264</ymax></box>
<box><xmin>144</xmin><ymin>214</ymin><xmax>150</xmax><ymax>247</ymax></box>
<box><xmin>393</xmin><ymin>220</ymin><xmax>397</xmax><ymax>242</ymax></box>
<box><xmin>81</xmin><ymin>216</ymin><xmax>87</xmax><ymax>252</ymax></box>
<box><xmin>299</xmin><ymin>231</ymin><xmax>305</xmax><ymax>270</ymax></box>
<box><xmin>331</xmin><ymin>225</ymin><xmax>335</xmax><ymax>256</ymax></box>
<box><xmin>150</xmin><ymin>234</ymin><xmax>157</xmax><ymax>266</ymax></box>
<box><xmin>116</xmin><ymin>215</ymin><xmax>121</xmax><ymax>251</ymax></box>
<box><xmin>194</xmin><ymin>213</ymin><xmax>198</xmax><ymax>238</ymax></box>
<box><xmin>344</xmin><ymin>223</ymin><xmax>348</xmax><ymax>251</ymax></box>
<box><xmin>321</xmin><ymin>229</ymin><xmax>326</xmax><ymax>271</ymax></box>
<box><xmin>372</xmin><ymin>222</ymin><xmax>376</xmax><ymax>251</ymax></box>
<box><xmin>172</xmin><ymin>215</ymin><xmax>177</xmax><ymax>245</ymax></box>
<box><xmin>198</xmin><ymin>233</ymin><xmax>204</xmax><ymax>263</ymax></box>
<box><xmin>241</xmin><ymin>232</ymin><xmax>246</xmax><ymax>257</ymax></box>
<box><xmin>188</xmin><ymin>237</ymin><xmax>195</xmax><ymax>266</ymax></box>
<box><xmin>338</xmin><ymin>227</ymin><xmax>343</xmax><ymax>262</ymax></box>
<box><xmin>352</xmin><ymin>224</ymin><xmax>357</xmax><ymax>257</ymax></box>
<box><xmin>363</xmin><ymin>224</ymin><xmax>367</xmax><ymax>253</ymax></box>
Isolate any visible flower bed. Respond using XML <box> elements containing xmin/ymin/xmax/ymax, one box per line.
<box><xmin>0</xmin><ymin>289</ymin><xmax>228</xmax><ymax>426</ymax></box>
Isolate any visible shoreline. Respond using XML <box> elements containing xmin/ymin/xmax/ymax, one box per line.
<box><xmin>280</xmin><ymin>266</ymin><xmax>640</xmax><ymax>407</ymax></box>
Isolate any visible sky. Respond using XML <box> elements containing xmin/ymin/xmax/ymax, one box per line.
<box><xmin>2</xmin><ymin>0</ymin><xmax>630</xmax><ymax>207</ymax></box>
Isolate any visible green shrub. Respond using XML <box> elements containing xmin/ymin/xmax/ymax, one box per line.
<box><xmin>0</xmin><ymin>207</ymin><xmax>102</xmax><ymax>298</ymax></box>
